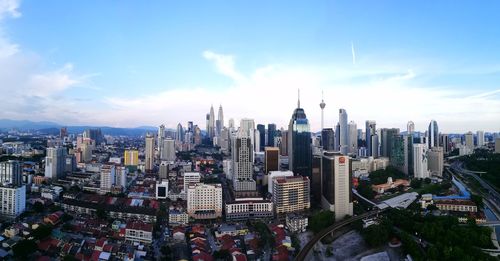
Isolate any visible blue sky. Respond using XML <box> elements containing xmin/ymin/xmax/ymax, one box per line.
<box><xmin>0</xmin><ymin>0</ymin><xmax>499</xmax><ymax>132</ymax></box>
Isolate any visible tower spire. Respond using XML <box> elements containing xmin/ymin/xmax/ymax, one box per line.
<box><xmin>298</xmin><ymin>89</ymin><xmax>300</xmax><ymax>108</ymax></box>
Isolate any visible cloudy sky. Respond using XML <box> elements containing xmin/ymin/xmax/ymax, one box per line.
<box><xmin>1</xmin><ymin>0</ymin><xmax>499</xmax><ymax>133</ymax></box>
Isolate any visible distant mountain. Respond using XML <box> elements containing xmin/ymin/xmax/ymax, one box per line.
<box><xmin>0</xmin><ymin>119</ymin><xmax>160</xmax><ymax>137</ymax></box>
<box><xmin>0</xmin><ymin>119</ymin><xmax>60</xmax><ymax>130</ymax></box>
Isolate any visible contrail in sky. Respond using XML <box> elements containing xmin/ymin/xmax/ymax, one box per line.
<box><xmin>351</xmin><ymin>41</ymin><xmax>356</xmax><ymax>65</ymax></box>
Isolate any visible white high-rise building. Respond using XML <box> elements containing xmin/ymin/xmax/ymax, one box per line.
<box><xmin>339</xmin><ymin>109</ymin><xmax>349</xmax><ymax>155</ymax></box>
<box><xmin>161</xmin><ymin>138</ymin><xmax>176</xmax><ymax>162</ymax></box>
<box><xmin>348</xmin><ymin>121</ymin><xmax>358</xmax><ymax>154</ymax></box>
<box><xmin>183</xmin><ymin>172</ymin><xmax>201</xmax><ymax>192</ymax></box>
<box><xmin>45</xmin><ymin>147</ymin><xmax>67</xmax><ymax>179</ymax></box>
<box><xmin>100</xmin><ymin>165</ymin><xmax>116</xmax><ymax>192</ymax></box>
<box><xmin>413</xmin><ymin>144</ymin><xmax>429</xmax><ymax>179</ymax></box>
<box><xmin>232</xmin><ymin>128</ymin><xmax>256</xmax><ymax>191</ymax></box>
<box><xmin>321</xmin><ymin>152</ymin><xmax>353</xmax><ymax>220</ymax></box>
<box><xmin>115</xmin><ymin>166</ymin><xmax>128</xmax><ymax>189</ymax></box>
<box><xmin>477</xmin><ymin>131</ymin><xmax>485</xmax><ymax>147</ymax></box>
<box><xmin>208</xmin><ymin>105</ymin><xmax>216</xmax><ymax>139</ymax></box>
<box><xmin>145</xmin><ymin>134</ymin><xmax>155</xmax><ymax>171</ymax></box>
<box><xmin>187</xmin><ymin>183</ymin><xmax>223</xmax><ymax>219</ymax></box>
<box><xmin>158</xmin><ymin>125</ymin><xmax>165</xmax><ymax>159</ymax></box>
<box><xmin>0</xmin><ymin>185</ymin><xmax>26</xmax><ymax>217</ymax></box>
<box><xmin>176</xmin><ymin>123</ymin><xmax>184</xmax><ymax>142</ymax></box>
<box><xmin>0</xmin><ymin>160</ymin><xmax>22</xmax><ymax>186</ymax></box>
<box><xmin>216</xmin><ymin>105</ymin><xmax>224</xmax><ymax>137</ymax></box>
<box><xmin>427</xmin><ymin>147</ymin><xmax>444</xmax><ymax>177</ymax></box>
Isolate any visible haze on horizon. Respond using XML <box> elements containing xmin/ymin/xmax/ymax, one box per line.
<box><xmin>0</xmin><ymin>0</ymin><xmax>499</xmax><ymax>133</ymax></box>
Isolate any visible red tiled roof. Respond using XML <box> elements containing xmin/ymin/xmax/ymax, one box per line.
<box><xmin>126</xmin><ymin>222</ymin><xmax>153</xmax><ymax>232</ymax></box>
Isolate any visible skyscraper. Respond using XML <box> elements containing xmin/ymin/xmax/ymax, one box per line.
<box><xmin>216</xmin><ymin>105</ymin><xmax>224</xmax><ymax>137</ymax></box>
<box><xmin>273</xmin><ymin>176</ymin><xmax>310</xmax><ymax>215</ymax></box>
<box><xmin>288</xmin><ymin>92</ymin><xmax>312</xmax><ymax>178</ymax></box>
<box><xmin>265</xmin><ymin>147</ymin><xmax>280</xmax><ymax>174</ymax></box>
<box><xmin>381</xmin><ymin>128</ymin><xmax>400</xmax><ymax>158</ymax></box>
<box><xmin>321</xmin><ymin>152</ymin><xmax>353</xmax><ymax>220</ymax></box>
<box><xmin>440</xmin><ymin>134</ymin><xmax>450</xmax><ymax>154</ymax></box>
<box><xmin>413</xmin><ymin>144</ymin><xmax>429</xmax><ymax>179</ymax></box>
<box><xmin>45</xmin><ymin>147</ymin><xmax>67</xmax><ymax>179</ymax></box>
<box><xmin>232</xmin><ymin>128</ymin><xmax>256</xmax><ymax>191</ymax></box>
<box><xmin>407</xmin><ymin>121</ymin><xmax>415</xmax><ymax>135</ymax></box>
<box><xmin>339</xmin><ymin>109</ymin><xmax>349</xmax><ymax>155</ymax></box>
<box><xmin>365</xmin><ymin>121</ymin><xmax>377</xmax><ymax>157</ymax></box>
<box><xmin>257</xmin><ymin>124</ymin><xmax>266</xmax><ymax>151</ymax></box>
<box><xmin>477</xmin><ymin>130</ymin><xmax>485</xmax><ymax>147</ymax></box>
<box><xmin>335</xmin><ymin>123</ymin><xmax>341</xmax><ymax>151</ymax></box>
<box><xmin>158</xmin><ymin>125</ymin><xmax>165</xmax><ymax>159</ymax></box>
<box><xmin>175</xmin><ymin>123</ymin><xmax>184</xmax><ymax>142</ymax></box>
<box><xmin>427</xmin><ymin>120</ymin><xmax>439</xmax><ymax>149</ymax></box>
<box><xmin>0</xmin><ymin>160</ymin><xmax>22</xmax><ymax>186</ymax></box>
<box><xmin>321</xmin><ymin>128</ymin><xmax>335</xmax><ymax>151</ymax></box>
<box><xmin>161</xmin><ymin>138</ymin><xmax>176</xmax><ymax>162</ymax></box>
<box><xmin>280</xmin><ymin>130</ymin><xmax>288</xmax><ymax>156</ymax></box>
<box><xmin>267</xmin><ymin>123</ymin><xmax>277</xmax><ymax>147</ymax></box>
<box><xmin>465</xmin><ymin>131</ymin><xmax>474</xmax><ymax>149</ymax></box>
<box><xmin>209</xmin><ymin>105</ymin><xmax>216</xmax><ymax>139</ymax></box>
<box><xmin>320</xmin><ymin>91</ymin><xmax>326</xmax><ymax>130</ymax></box>
<box><xmin>427</xmin><ymin>147</ymin><xmax>444</xmax><ymax>177</ymax></box>
<box><xmin>348</xmin><ymin>121</ymin><xmax>358</xmax><ymax>154</ymax></box>
<box><xmin>145</xmin><ymin>134</ymin><xmax>155</xmax><ymax>171</ymax></box>
<box><xmin>124</xmin><ymin>150</ymin><xmax>139</xmax><ymax>166</ymax></box>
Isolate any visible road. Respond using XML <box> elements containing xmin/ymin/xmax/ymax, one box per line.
<box><xmin>294</xmin><ymin>209</ymin><xmax>387</xmax><ymax>261</ymax></box>
<box><xmin>450</xmin><ymin>162</ymin><xmax>500</xmax><ymax>216</ymax></box>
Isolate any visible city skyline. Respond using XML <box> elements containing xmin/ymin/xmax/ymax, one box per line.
<box><xmin>0</xmin><ymin>1</ymin><xmax>499</xmax><ymax>132</ymax></box>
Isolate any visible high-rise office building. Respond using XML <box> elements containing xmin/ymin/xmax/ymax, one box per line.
<box><xmin>0</xmin><ymin>160</ymin><xmax>22</xmax><ymax>186</ymax></box>
<box><xmin>187</xmin><ymin>183</ymin><xmax>222</xmax><ymax>219</ymax></box>
<box><xmin>124</xmin><ymin>150</ymin><xmax>139</xmax><ymax>166</ymax></box>
<box><xmin>176</xmin><ymin>123</ymin><xmax>184</xmax><ymax>142</ymax></box>
<box><xmin>83</xmin><ymin>128</ymin><xmax>103</xmax><ymax>144</ymax></box>
<box><xmin>265</xmin><ymin>147</ymin><xmax>280</xmax><ymax>174</ymax></box>
<box><xmin>439</xmin><ymin>134</ymin><xmax>450</xmax><ymax>154</ymax></box>
<box><xmin>45</xmin><ymin>147</ymin><xmax>67</xmax><ymax>179</ymax></box>
<box><xmin>228</xmin><ymin>118</ymin><xmax>235</xmax><ymax>130</ymax></box>
<box><xmin>321</xmin><ymin>128</ymin><xmax>335</xmax><ymax>151</ymax></box>
<box><xmin>187</xmin><ymin>121</ymin><xmax>194</xmax><ymax>133</ymax></box>
<box><xmin>194</xmin><ymin>126</ymin><xmax>202</xmax><ymax>145</ymax></box>
<box><xmin>335</xmin><ymin>123</ymin><xmax>341</xmax><ymax>151</ymax></box>
<box><xmin>0</xmin><ymin>185</ymin><xmax>26</xmax><ymax>217</ymax></box>
<box><xmin>413</xmin><ymin>144</ymin><xmax>429</xmax><ymax>179</ymax></box>
<box><xmin>371</xmin><ymin>134</ymin><xmax>379</xmax><ymax>158</ymax></box>
<box><xmin>321</xmin><ymin>152</ymin><xmax>353</xmax><ymax>220</ymax></box>
<box><xmin>216</xmin><ymin>105</ymin><xmax>224</xmax><ymax>137</ymax></box>
<box><xmin>156</xmin><ymin>180</ymin><xmax>168</xmax><ymax>199</ymax></box>
<box><xmin>427</xmin><ymin>147</ymin><xmax>444</xmax><ymax>177</ymax></box>
<box><xmin>257</xmin><ymin>124</ymin><xmax>266</xmax><ymax>151</ymax></box>
<box><xmin>348</xmin><ymin>121</ymin><xmax>358</xmax><ymax>154</ymax></box>
<box><xmin>407</xmin><ymin>121</ymin><xmax>415</xmax><ymax>135</ymax></box>
<box><xmin>477</xmin><ymin>131</ymin><xmax>485</xmax><ymax>147</ymax></box>
<box><xmin>273</xmin><ymin>176</ymin><xmax>310</xmax><ymax>215</ymax></box>
<box><xmin>158</xmin><ymin>124</ymin><xmax>165</xmax><ymax>162</ymax></box>
<box><xmin>390</xmin><ymin>135</ymin><xmax>405</xmax><ymax>172</ymax></box>
<box><xmin>365</xmin><ymin>121</ymin><xmax>377</xmax><ymax>157</ymax></box>
<box><xmin>161</xmin><ymin>138</ymin><xmax>176</xmax><ymax>162</ymax></box>
<box><xmin>208</xmin><ymin>105</ymin><xmax>216</xmax><ymax>139</ymax></box>
<box><xmin>381</xmin><ymin>128</ymin><xmax>400</xmax><ymax>158</ymax></box>
<box><xmin>268</xmin><ymin>124</ymin><xmax>277</xmax><ymax>147</ymax></box>
<box><xmin>465</xmin><ymin>131</ymin><xmax>474</xmax><ymax>150</ymax></box>
<box><xmin>338</xmin><ymin>109</ymin><xmax>349</xmax><ymax>155</ymax></box>
<box><xmin>280</xmin><ymin>130</ymin><xmax>288</xmax><ymax>156</ymax></box>
<box><xmin>60</xmin><ymin>127</ymin><xmax>68</xmax><ymax>138</ymax></box>
<box><xmin>288</xmin><ymin>94</ymin><xmax>312</xmax><ymax>178</ymax></box>
<box><xmin>232</xmin><ymin>128</ymin><xmax>256</xmax><ymax>191</ymax></box>
<box><xmin>404</xmin><ymin>135</ymin><xmax>414</xmax><ymax>176</ymax></box>
<box><xmin>427</xmin><ymin>120</ymin><xmax>439</xmax><ymax>149</ymax></box>
<box><xmin>159</xmin><ymin>162</ymin><xmax>169</xmax><ymax>180</ymax></box>
<box><xmin>145</xmin><ymin>134</ymin><xmax>155</xmax><ymax>171</ymax></box>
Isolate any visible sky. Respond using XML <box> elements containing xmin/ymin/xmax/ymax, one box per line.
<box><xmin>0</xmin><ymin>0</ymin><xmax>499</xmax><ymax>133</ymax></box>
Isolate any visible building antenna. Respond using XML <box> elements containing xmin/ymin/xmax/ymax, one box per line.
<box><xmin>298</xmin><ymin>89</ymin><xmax>300</xmax><ymax>108</ymax></box>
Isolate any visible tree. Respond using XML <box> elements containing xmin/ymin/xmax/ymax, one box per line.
<box><xmin>411</xmin><ymin>179</ymin><xmax>422</xmax><ymax>189</ymax></box>
<box><xmin>361</xmin><ymin>222</ymin><xmax>390</xmax><ymax>247</ymax></box>
<box><xmin>309</xmin><ymin>211</ymin><xmax>335</xmax><ymax>233</ymax></box>
<box><xmin>32</xmin><ymin>224</ymin><xmax>53</xmax><ymax>240</ymax></box>
<box><xmin>12</xmin><ymin>239</ymin><xmax>37</xmax><ymax>259</ymax></box>
<box><xmin>33</xmin><ymin>201</ymin><xmax>44</xmax><ymax>213</ymax></box>
<box><xmin>95</xmin><ymin>207</ymin><xmax>107</xmax><ymax>220</ymax></box>
<box><xmin>213</xmin><ymin>249</ymin><xmax>230</xmax><ymax>259</ymax></box>
<box><xmin>471</xmin><ymin>194</ymin><xmax>484</xmax><ymax>208</ymax></box>
<box><xmin>357</xmin><ymin>181</ymin><xmax>375</xmax><ymax>200</ymax></box>
<box><xmin>424</xmin><ymin>178</ymin><xmax>431</xmax><ymax>184</ymax></box>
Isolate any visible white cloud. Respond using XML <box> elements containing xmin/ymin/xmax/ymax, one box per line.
<box><xmin>0</xmin><ymin>0</ymin><xmax>20</xmax><ymax>20</ymax></box>
<box><xmin>98</xmin><ymin>51</ymin><xmax>500</xmax><ymax>133</ymax></box>
<box><xmin>202</xmin><ymin>50</ymin><xmax>246</xmax><ymax>82</ymax></box>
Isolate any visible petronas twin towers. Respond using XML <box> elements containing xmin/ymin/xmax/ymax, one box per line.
<box><xmin>207</xmin><ymin>104</ymin><xmax>224</xmax><ymax>139</ymax></box>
